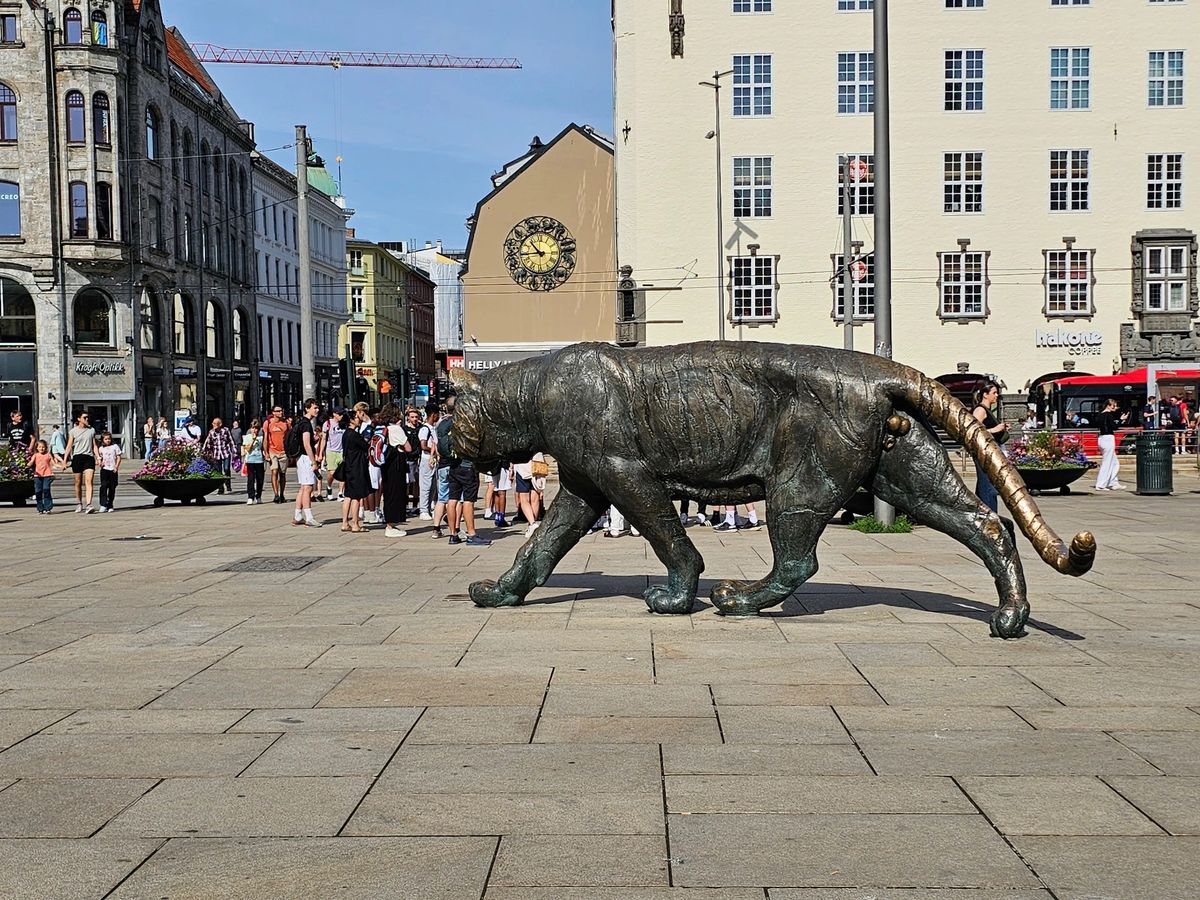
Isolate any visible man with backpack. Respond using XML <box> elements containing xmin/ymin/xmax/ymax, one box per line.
<box><xmin>289</xmin><ymin>399</ymin><xmax>323</xmax><ymax>527</ymax></box>
<box><xmin>434</xmin><ymin>396</ymin><xmax>489</xmax><ymax>546</ymax></box>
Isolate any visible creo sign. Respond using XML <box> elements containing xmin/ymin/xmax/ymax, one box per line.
<box><xmin>1035</xmin><ymin>327</ymin><xmax>1103</xmax><ymax>356</ymax></box>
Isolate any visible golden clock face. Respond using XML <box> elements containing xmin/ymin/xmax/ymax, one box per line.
<box><xmin>504</xmin><ymin>216</ymin><xmax>576</xmax><ymax>291</ymax></box>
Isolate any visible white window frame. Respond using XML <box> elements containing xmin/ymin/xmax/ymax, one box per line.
<box><xmin>1049</xmin><ymin>149</ymin><xmax>1090</xmax><ymax>212</ymax></box>
<box><xmin>1147</xmin><ymin>153</ymin><xmax>1184</xmax><ymax>209</ymax></box>
<box><xmin>939</xmin><ymin>250</ymin><xmax>989</xmax><ymax>319</ymax></box>
<box><xmin>733</xmin><ymin>0</ymin><xmax>772</xmax><ymax>12</ymax></box>
<box><xmin>832</xmin><ymin>252</ymin><xmax>875</xmax><ymax>321</ymax></box>
<box><xmin>837</xmin><ymin>51</ymin><xmax>874</xmax><ymax>114</ymax></box>
<box><xmin>729</xmin><ymin>254</ymin><xmax>778</xmax><ymax>323</ymax></box>
<box><xmin>733</xmin><ymin>156</ymin><xmax>773</xmax><ymax>218</ymax></box>
<box><xmin>837</xmin><ymin>0</ymin><xmax>873</xmax><ymax>9</ymax></box>
<box><xmin>838</xmin><ymin>153</ymin><xmax>874</xmax><ymax>215</ymax></box>
<box><xmin>1044</xmin><ymin>248</ymin><xmax>1095</xmax><ymax>317</ymax></box>
<box><xmin>945</xmin><ymin>0</ymin><xmax>985</xmax><ymax>7</ymax></box>
<box><xmin>945</xmin><ymin>49</ymin><xmax>984</xmax><ymax>111</ymax></box>
<box><xmin>1148</xmin><ymin>50</ymin><xmax>1185</xmax><ymax>107</ymax></box>
<box><xmin>943</xmin><ymin>151</ymin><xmax>983</xmax><ymax>213</ymax></box>
<box><xmin>733</xmin><ymin>54</ymin><xmax>772</xmax><ymax>117</ymax></box>
<box><xmin>1050</xmin><ymin>47</ymin><xmax>1090</xmax><ymax>110</ymax></box>
<box><xmin>1145</xmin><ymin>245</ymin><xmax>1189</xmax><ymax>311</ymax></box>
<box><xmin>1051</xmin><ymin>0</ymin><xmax>1091</xmax><ymax>6</ymax></box>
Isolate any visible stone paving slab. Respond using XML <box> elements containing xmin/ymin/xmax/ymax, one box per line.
<box><xmin>665</xmin><ymin>775</ymin><xmax>972</xmax><ymax>815</ymax></box>
<box><xmin>1014</xmin><ymin>835</ymin><xmax>1200</xmax><ymax>899</ymax></box>
<box><xmin>108</xmin><ymin>836</ymin><xmax>497</xmax><ymax>899</ymax></box>
<box><xmin>0</xmin><ymin>838</ymin><xmax>160</xmax><ymax>900</ymax></box>
<box><xmin>0</xmin><ymin>777</ymin><xmax>157</xmax><ymax>837</ymax></box>
<box><xmin>1105</xmin><ymin>776</ymin><xmax>1200</xmax><ymax>835</ymax></box>
<box><xmin>491</xmin><ymin>834</ymin><xmax>669</xmax><ymax>887</ymax></box>
<box><xmin>0</xmin><ymin>733</ymin><xmax>277</xmax><ymax>777</ymax></box>
<box><xmin>957</xmin><ymin>775</ymin><xmax>1163</xmax><ymax>835</ymax></box>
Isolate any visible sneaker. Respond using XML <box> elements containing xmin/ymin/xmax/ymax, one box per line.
<box><xmin>433</xmin><ymin>527</ymin><xmax>443</xmax><ymax>539</ymax></box>
<box><xmin>1094</xmin><ymin>486</ymin><xmax>1109</xmax><ymax>491</ymax></box>
<box><xmin>524</xmin><ymin>521</ymin><xmax>541</xmax><ymax>537</ymax></box>
<box><xmin>738</xmin><ymin>520</ymin><xmax>762</xmax><ymax>532</ymax></box>
<box><xmin>303</xmin><ymin>518</ymin><xmax>323</xmax><ymax>528</ymax></box>
<box><xmin>385</xmin><ymin>527</ymin><xmax>407</xmax><ymax>537</ymax></box>
<box><xmin>246</xmin><ymin>498</ymin><xmax>255</xmax><ymax>505</ymax></box>
<box><xmin>483</xmin><ymin>509</ymin><xmax>493</xmax><ymax>519</ymax></box>
<box><xmin>495</xmin><ymin>515</ymin><xmax>508</xmax><ymax>528</ymax></box>
<box><xmin>679</xmin><ymin>514</ymin><xmax>688</xmax><ymax>526</ymax></box>
<box><xmin>713</xmin><ymin>521</ymin><xmax>737</xmax><ymax>532</ymax></box>
<box><xmin>83</xmin><ymin>505</ymin><xmax>95</xmax><ymax>514</ymax></box>
<box><xmin>465</xmin><ymin>534</ymin><xmax>491</xmax><ymax>546</ymax></box>
<box><xmin>1111</xmin><ymin>483</ymin><xmax>1126</xmax><ymax>490</ymax></box>
<box><xmin>693</xmin><ymin>515</ymin><xmax>709</xmax><ymax>527</ymax></box>
<box><xmin>448</xmin><ymin>534</ymin><xmax>462</xmax><ymax>545</ymax></box>
<box><xmin>419</xmin><ymin>512</ymin><xmax>433</xmax><ymax>521</ymax></box>
<box><xmin>74</xmin><ymin>504</ymin><xmax>83</xmax><ymax>514</ymax></box>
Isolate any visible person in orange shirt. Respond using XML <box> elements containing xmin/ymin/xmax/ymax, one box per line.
<box><xmin>264</xmin><ymin>405</ymin><xmax>290</xmax><ymax>503</ymax></box>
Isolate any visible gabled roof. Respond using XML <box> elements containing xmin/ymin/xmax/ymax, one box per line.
<box><xmin>166</xmin><ymin>27</ymin><xmax>220</xmax><ymax>101</ymax></box>
<box><xmin>462</xmin><ymin>123</ymin><xmax>613</xmax><ymax>276</ymax></box>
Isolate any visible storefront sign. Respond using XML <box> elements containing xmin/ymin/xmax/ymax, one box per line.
<box><xmin>1035</xmin><ymin>328</ymin><xmax>1104</xmax><ymax>356</ymax></box>
<box><xmin>463</xmin><ymin>349</ymin><xmax>556</xmax><ymax>372</ymax></box>
<box><xmin>447</xmin><ymin>355</ymin><xmax>464</xmax><ymax>369</ymax></box>
<box><xmin>74</xmin><ymin>361</ymin><xmax>126</xmax><ymax>376</ymax></box>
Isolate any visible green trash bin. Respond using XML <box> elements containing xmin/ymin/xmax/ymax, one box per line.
<box><xmin>1135</xmin><ymin>431</ymin><xmax>1173</xmax><ymax>495</ymax></box>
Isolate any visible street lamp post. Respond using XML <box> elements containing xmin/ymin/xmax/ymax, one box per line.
<box><xmin>701</xmin><ymin>70</ymin><xmax>734</xmax><ymax>342</ymax></box>
<box><xmin>873</xmin><ymin>0</ymin><xmax>896</xmax><ymax>526</ymax></box>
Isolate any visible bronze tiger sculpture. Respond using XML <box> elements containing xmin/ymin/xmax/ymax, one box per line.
<box><xmin>448</xmin><ymin>342</ymin><xmax>1095</xmax><ymax>638</ymax></box>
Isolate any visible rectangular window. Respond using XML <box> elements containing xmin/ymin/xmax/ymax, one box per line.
<box><xmin>944</xmin><ymin>151</ymin><xmax>983</xmax><ymax>213</ymax></box>
<box><xmin>945</xmin><ymin>49</ymin><xmax>984</xmax><ymax>111</ymax></box>
<box><xmin>1051</xmin><ymin>0</ymin><xmax>1091</xmax><ymax>5</ymax></box>
<box><xmin>837</xmin><ymin>0</ymin><xmax>873</xmax><ymax>8</ymax></box>
<box><xmin>733</xmin><ymin>0</ymin><xmax>772</xmax><ymax>11</ymax></box>
<box><xmin>351</xmin><ymin>286</ymin><xmax>364</xmax><ymax>314</ymax></box>
<box><xmin>1045</xmin><ymin>249</ymin><xmax>1093</xmax><ymax>316</ymax></box>
<box><xmin>69</xmin><ymin>182</ymin><xmax>87</xmax><ymax>238</ymax></box>
<box><xmin>838</xmin><ymin>153</ymin><xmax>874</xmax><ymax>215</ymax></box>
<box><xmin>733</xmin><ymin>53</ymin><xmax>772</xmax><ymax>117</ymax></box>
<box><xmin>940</xmin><ymin>251</ymin><xmax>988</xmax><ymax>318</ymax></box>
<box><xmin>1049</xmin><ymin>149</ymin><xmax>1090</xmax><ymax>211</ymax></box>
<box><xmin>946</xmin><ymin>0</ymin><xmax>984</xmax><ymax>7</ymax></box>
<box><xmin>1050</xmin><ymin>47</ymin><xmax>1090</xmax><ymax>109</ymax></box>
<box><xmin>833</xmin><ymin>253</ymin><xmax>875</xmax><ymax>320</ymax></box>
<box><xmin>731</xmin><ymin>255</ymin><xmax>776</xmax><ymax>321</ymax></box>
<box><xmin>733</xmin><ymin>156</ymin><xmax>772</xmax><ymax>217</ymax></box>
<box><xmin>96</xmin><ymin>182</ymin><xmax>112</xmax><ymax>240</ymax></box>
<box><xmin>837</xmin><ymin>51</ymin><xmax>874</xmax><ymax>114</ymax></box>
<box><xmin>1149</xmin><ymin>51</ymin><xmax>1184</xmax><ymax>106</ymax></box>
<box><xmin>0</xmin><ymin>15</ymin><xmax>17</xmax><ymax>43</ymax></box>
<box><xmin>148</xmin><ymin>196</ymin><xmax>163</xmax><ymax>250</ymax></box>
<box><xmin>349</xmin><ymin>249</ymin><xmax>363</xmax><ymax>270</ymax></box>
<box><xmin>1145</xmin><ymin>245</ymin><xmax>1189</xmax><ymax>311</ymax></box>
<box><xmin>1147</xmin><ymin>153</ymin><xmax>1184</xmax><ymax>209</ymax></box>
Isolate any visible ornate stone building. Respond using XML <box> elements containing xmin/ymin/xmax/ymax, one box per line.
<box><xmin>0</xmin><ymin>0</ymin><xmax>258</xmax><ymax>445</ymax></box>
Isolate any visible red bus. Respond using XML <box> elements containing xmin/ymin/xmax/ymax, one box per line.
<box><xmin>1032</xmin><ymin>368</ymin><xmax>1200</xmax><ymax>455</ymax></box>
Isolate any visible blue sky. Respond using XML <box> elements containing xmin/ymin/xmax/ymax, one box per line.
<box><xmin>168</xmin><ymin>0</ymin><xmax>614</xmax><ymax>249</ymax></box>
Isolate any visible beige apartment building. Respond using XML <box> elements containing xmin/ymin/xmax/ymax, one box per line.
<box><xmin>614</xmin><ymin>0</ymin><xmax>1199</xmax><ymax>390</ymax></box>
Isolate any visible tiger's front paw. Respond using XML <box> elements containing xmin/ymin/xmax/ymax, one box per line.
<box><xmin>469</xmin><ymin>579</ymin><xmax>524</xmax><ymax>609</ymax></box>
<box><xmin>710</xmin><ymin>580</ymin><xmax>759</xmax><ymax>617</ymax></box>
<box><xmin>643</xmin><ymin>583</ymin><xmax>695</xmax><ymax>615</ymax></box>
<box><xmin>990</xmin><ymin>602</ymin><xmax>1030</xmax><ymax>639</ymax></box>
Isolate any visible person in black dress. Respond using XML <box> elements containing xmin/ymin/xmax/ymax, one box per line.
<box><xmin>340</xmin><ymin>403</ymin><xmax>372</xmax><ymax>533</ymax></box>
<box><xmin>971</xmin><ymin>381</ymin><xmax>1008</xmax><ymax>512</ymax></box>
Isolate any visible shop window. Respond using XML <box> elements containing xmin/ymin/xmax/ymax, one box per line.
<box><xmin>140</xmin><ymin>286</ymin><xmax>160</xmax><ymax>351</ymax></box>
<box><xmin>63</xmin><ymin>9</ymin><xmax>82</xmax><ymax>45</ymax></box>
<box><xmin>0</xmin><ymin>83</ymin><xmax>17</xmax><ymax>142</ymax></box>
<box><xmin>65</xmin><ymin>90</ymin><xmax>85</xmax><ymax>142</ymax></box>
<box><xmin>74</xmin><ymin>288</ymin><xmax>113</xmax><ymax>346</ymax></box>
<box><xmin>69</xmin><ymin>181</ymin><xmax>88</xmax><ymax>238</ymax></box>
<box><xmin>92</xmin><ymin>92</ymin><xmax>110</xmax><ymax>146</ymax></box>
<box><xmin>0</xmin><ymin>277</ymin><xmax>35</xmax><ymax>346</ymax></box>
<box><xmin>95</xmin><ymin>181</ymin><xmax>112</xmax><ymax>240</ymax></box>
<box><xmin>0</xmin><ymin>180</ymin><xmax>19</xmax><ymax>236</ymax></box>
<box><xmin>174</xmin><ymin>293</ymin><xmax>194</xmax><ymax>355</ymax></box>
<box><xmin>206</xmin><ymin>300</ymin><xmax>224</xmax><ymax>357</ymax></box>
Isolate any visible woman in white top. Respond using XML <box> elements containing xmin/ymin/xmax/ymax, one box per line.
<box><xmin>60</xmin><ymin>410</ymin><xmax>98</xmax><ymax>513</ymax></box>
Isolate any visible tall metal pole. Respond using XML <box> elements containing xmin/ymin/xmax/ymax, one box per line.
<box><xmin>842</xmin><ymin>156</ymin><xmax>855</xmax><ymax>352</ymax></box>
<box><xmin>873</xmin><ymin>0</ymin><xmax>896</xmax><ymax>525</ymax></box>
<box><xmin>701</xmin><ymin>71</ymin><xmax>732</xmax><ymax>342</ymax></box>
<box><xmin>295</xmin><ymin>125</ymin><xmax>316</xmax><ymax>402</ymax></box>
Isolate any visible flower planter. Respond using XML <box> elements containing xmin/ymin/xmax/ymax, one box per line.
<box><xmin>135</xmin><ymin>478</ymin><xmax>226</xmax><ymax>507</ymax></box>
<box><xmin>0</xmin><ymin>480</ymin><xmax>33</xmax><ymax>506</ymax></box>
<box><xmin>1016</xmin><ymin>465</ymin><xmax>1093</xmax><ymax>496</ymax></box>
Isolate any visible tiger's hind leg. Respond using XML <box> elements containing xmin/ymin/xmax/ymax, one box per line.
<box><xmin>872</xmin><ymin>423</ymin><xmax>1030</xmax><ymax>638</ymax></box>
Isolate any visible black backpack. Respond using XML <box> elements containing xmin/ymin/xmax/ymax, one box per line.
<box><xmin>436</xmin><ymin>416</ymin><xmax>457</xmax><ymax>461</ymax></box>
<box><xmin>284</xmin><ymin>420</ymin><xmax>306</xmax><ymax>459</ymax></box>
<box><xmin>1168</xmin><ymin>403</ymin><xmax>1183</xmax><ymax>426</ymax></box>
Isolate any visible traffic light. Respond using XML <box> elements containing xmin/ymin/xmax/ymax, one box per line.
<box><xmin>355</xmin><ymin>376</ymin><xmax>369</xmax><ymax>401</ymax></box>
<box><xmin>340</xmin><ymin>357</ymin><xmax>357</xmax><ymax>405</ymax></box>
<box><xmin>435</xmin><ymin>378</ymin><xmax>450</xmax><ymax>405</ymax></box>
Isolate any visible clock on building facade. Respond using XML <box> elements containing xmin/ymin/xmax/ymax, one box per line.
<box><xmin>504</xmin><ymin>216</ymin><xmax>577</xmax><ymax>292</ymax></box>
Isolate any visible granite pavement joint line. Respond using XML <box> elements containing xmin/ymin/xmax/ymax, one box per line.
<box><xmin>707</xmin><ymin>684</ymin><xmax>727</xmax><ymax>744</ymax></box>
<box><xmin>0</xmin><ymin>709</ymin><xmax>77</xmax><ymax>753</ymax></box>
<box><xmin>1100</xmin><ymin>775</ymin><xmax>1174</xmax><ymax>835</ymax></box>
<box><xmin>1106</xmin><ymin>732</ymin><xmax>1169</xmax><ymax>776</ymax></box>
<box><xmin>88</xmin><ymin>777</ymin><xmax>166</xmax><ymax>839</ymax></box>
<box><xmin>830</xmin><ymin>705</ymin><xmax>878</xmax><ymax>776</ymax></box>
<box><xmin>233</xmin><ymin>732</ymin><xmax>285</xmax><ymax>778</ymax></box>
<box><xmin>658</xmin><ymin>743</ymin><xmax>674</xmax><ymax>888</ymax></box>
<box><xmin>133</xmin><ymin>642</ymin><xmax>242</xmax><ymax>712</ymax></box>
<box><xmin>528</xmin><ymin>667</ymin><xmax>555</xmax><ymax>745</ymax></box>
<box><xmin>97</xmin><ymin>836</ymin><xmax>169</xmax><ymax>900</ymax></box>
<box><xmin>334</xmin><ymin>705</ymin><xmax>427</xmax><ymax>837</ymax></box>
<box><xmin>950</xmin><ymin>774</ymin><xmax>1056</xmax><ymax>897</ymax></box>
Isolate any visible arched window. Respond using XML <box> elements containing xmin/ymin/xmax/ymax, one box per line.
<box><xmin>95</xmin><ymin>181</ymin><xmax>112</xmax><ymax>240</ymax></box>
<box><xmin>239</xmin><ymin>168</ymin><xmax>248</xmax><ymax>216</ymax></box>
<box><xmin>0</xmin><ymin>180</ymin><xmax>20</xmax><ymax>236</ymax></box>
<box><xmin>206</xmin><ymin>300</ymin><xmax>224</xmax><ymax>357</ymax></box>
<box><xmin>145</xmin><ymin>106</ymin><xmax>159</xmax><ymax>160</ymax></box>
<box><xmin>211</xmin><ymin>150</ymin><xmax>222</xmax><ymax>199</ymax></box>
<box><xmin>92</xmin><ymin>92</ymin><xmax>110</xmax><ymax>145</ymax></box>
<box><xmin>0</xmin><ymin>277</ymin><xmax>35</xmax><ymax>346</ymax></box>
<box><xmin>65</xmin><ymin>90</ymin><xmax>85</xmax><ymax>142</ymax></box>
<box><xmin>73</xmin><ymin>288</ymin><xmax>112</xmax><ymax>346</ymax></box>
<box><xmin>182</xmin><ymin>212</ymin><xmax>193</xmax><ymax>262</ymax></box>
<box><xmin>200</xmin><ymin>141</ymin><xmax>210</xmax><ymax>192</ymax></box>
<box><xmin>169</xmin><ymin>120</ymin><xmax>178</xmax><ymax>178</ymax></box>
<box><xmin>182</xmin><ymin>129</ymin><xmax>193</xmax><ymax>182</ymax></box>
<box><xmin>63</xmin><ymin>8</ymin><xmax>82</xmax><ymax>45</ymax></box>
<box><xmin>233</xmin><ymin>307</ymin><xmax>248</xmax><ymax>362</ymax></box>
<box><xmin>0</xmin><ymin>83</ymin><xmax>16</xmax><ymax>142</ymax></box>
<box><xmin>90</xmin><ymin>10</ymin><xmax>108</xmax><ymax>47</ymax></box>
<box><xmin>214</xmin><ymin>225</ymin><xmax>223</xmax><ymax>271</ymax></box>
<box><xmin>173</xmin><ymin>293</ymin><xmax>194</xmax><ymax>355</ymax></box>
<box><xmin>140</xmin><ymin>285</ymin><xmax>160</xmax><ymax>351</ymax></box>
<box><xmin>68</xmin><ymin>181</ymin><xmax>87</xmax><ymax>238</ymax></box>
<box><xmin>227</xmin><ymin>159</ymin><xmax>237</xmax><ymax>211</ymax></box>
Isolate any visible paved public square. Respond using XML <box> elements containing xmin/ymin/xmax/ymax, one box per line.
<box><xmin>1</xmin><ymin>469</ymin><xmax>1199</xmax><ymax>899</ymax></box>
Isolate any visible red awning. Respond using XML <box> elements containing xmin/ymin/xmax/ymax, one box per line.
<box><xmin>1054</xmin><ymin>368</ymin><xmax>1200</xmax><ymax>387</ymax></box>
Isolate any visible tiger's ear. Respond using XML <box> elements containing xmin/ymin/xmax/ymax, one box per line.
<box><xmin>448</xmin><ymin>368</ymin><xmax>481</xmax><ymax>394</ymax></box>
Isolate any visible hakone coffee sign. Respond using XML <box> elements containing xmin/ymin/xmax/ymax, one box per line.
<box><xmin>1034</xmin><ymin>328</ymin><xmax>1103</xmax><ymax>356</ymax></box>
